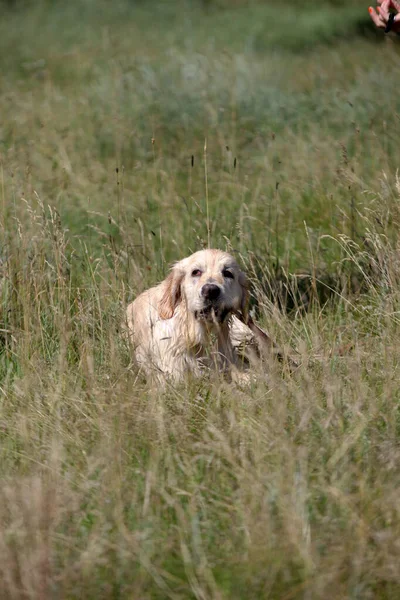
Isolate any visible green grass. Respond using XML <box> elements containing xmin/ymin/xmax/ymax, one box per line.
<box><xmin>2</xmin><ymin>0</ymin><xmax>400</xmax><ymax>597</ymax></box>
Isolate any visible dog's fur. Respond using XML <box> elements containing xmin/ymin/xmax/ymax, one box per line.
<box><xmin>126</xmin><ymin>249</ymin><xmax>251</xmax><ymax>381</ymax></box>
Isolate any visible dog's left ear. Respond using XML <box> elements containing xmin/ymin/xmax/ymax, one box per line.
<box><xmin>158</xmin><ymin>265</ymin><xmax>184</xmax><ymax>320</ymax></box>
<box><xmin>239</xmin><ymin>270</ymin><xmax>249</xmax><ymax>321</ymax></box>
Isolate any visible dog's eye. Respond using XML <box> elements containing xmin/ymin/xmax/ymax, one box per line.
<box><xmin>222</xmin><ymin>269</ymin><xmax>234</xmax><ymax>279</ymax></box>
<box><xmin>191</xmin><ymin>269</ymin><xmax>202</xmax><ymax>277</ymax></box>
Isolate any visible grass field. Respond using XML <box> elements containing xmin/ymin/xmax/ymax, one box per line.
<box><xmin>2</xmin><ymin>0</ymin><xmax>400</xmax><ymax>597</ymax></box>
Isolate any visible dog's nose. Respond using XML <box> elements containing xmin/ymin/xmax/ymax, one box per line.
<box><xmin>201</xmin><ymin>283</ymin><xmax>221</xmax><ymax>301</ymax></box>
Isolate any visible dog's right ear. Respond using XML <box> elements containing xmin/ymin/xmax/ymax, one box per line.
<box><xmin>158</xmin><ymin>265</ymin><xmax>184</xmax><ymax>320</ymax></box>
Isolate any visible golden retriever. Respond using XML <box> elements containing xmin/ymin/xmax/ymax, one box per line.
<box><xmin>126</xmin><ymin>249</ymin><xmax>253</xmax><ymax>382</ymax></box>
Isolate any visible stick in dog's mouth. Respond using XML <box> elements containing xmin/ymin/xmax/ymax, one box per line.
<box><xmin>233</xmin><ymin>310</ymin><xmax>300</xmax><ymax>370</ymax></box>
<box><xmin>195</xmin><ymin>306</ymin><xmax>231</xmax><ymax>324</ymax></box>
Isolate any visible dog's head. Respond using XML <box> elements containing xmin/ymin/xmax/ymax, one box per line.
<box><xmin>159</xmin><ymin>249</ymin><xmax>248</xmax><ymax>324</ymax></box>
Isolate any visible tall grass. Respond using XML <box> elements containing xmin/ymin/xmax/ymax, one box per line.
<box><xmin>2</xmin><ymin>0</ymin><xmax>400</xmax><ymax>597</ymax></box>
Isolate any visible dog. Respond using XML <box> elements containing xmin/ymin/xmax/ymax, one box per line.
<box><xmin>125</xmin><ymin>249</ymin><xmax>254</xmax><ymax>382</ymax></box>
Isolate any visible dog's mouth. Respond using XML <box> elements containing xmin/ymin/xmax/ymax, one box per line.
<box><xmin>194</xmin><ymin>305</ymin><xmax>231</xmax><ymax>323</ymax></box>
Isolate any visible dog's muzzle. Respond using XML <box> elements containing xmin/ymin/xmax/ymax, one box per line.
<box><xmin>194</xmin><ymin>283</ymin><xmax>231</xmax><ymax>323</ymax></box>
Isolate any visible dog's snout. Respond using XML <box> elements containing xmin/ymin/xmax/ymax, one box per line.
<box><xmin>201</xmin><ymin>283</ymin><xmax>221</xmax><ymax>301</ymax></box>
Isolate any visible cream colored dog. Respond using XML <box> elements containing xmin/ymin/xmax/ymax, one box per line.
<box><xmin>126</xmin><ymin>249</ymin><xmax>252</xmax><ymax>382</ymax></box>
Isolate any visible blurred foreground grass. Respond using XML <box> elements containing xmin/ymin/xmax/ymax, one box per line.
<box><xmin>2</xmin><ymin>1</ymin><xmax>400</xmax><ymax>598</ymax></box>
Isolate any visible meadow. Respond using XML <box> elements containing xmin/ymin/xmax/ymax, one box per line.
<box><xmin>1</xmin><ymin>0</ymin><xmax>400</xmax><ymax>597</ymax></box>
